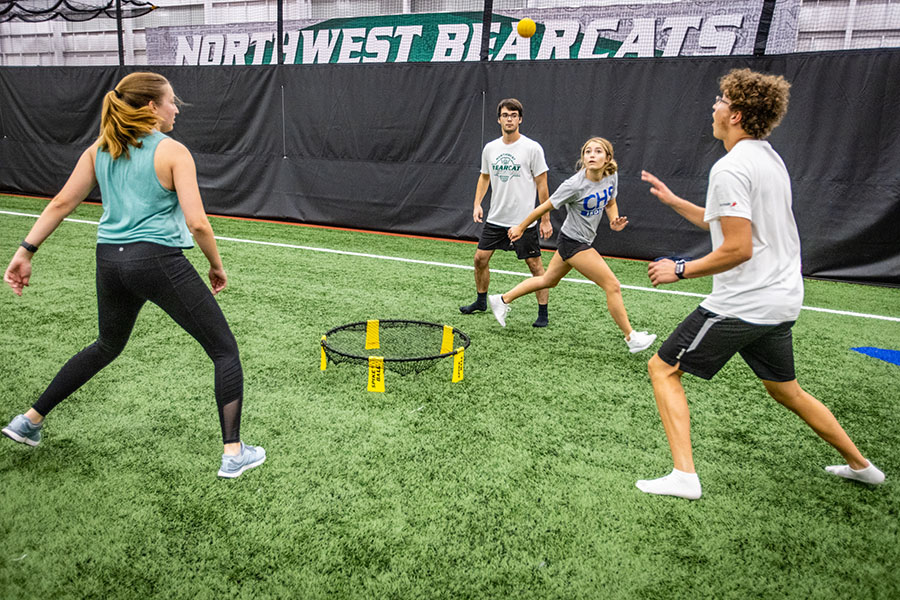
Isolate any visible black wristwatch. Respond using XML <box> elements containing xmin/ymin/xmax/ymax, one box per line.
<box><xmin>20</xmin><ymin>240</ymin><xmax>38</xmax><ymax>253</ymax></box>
<box><xmin>674</xmin><ymin>259</ymin><xmax>686</xmax><ymax>279</ymax></box>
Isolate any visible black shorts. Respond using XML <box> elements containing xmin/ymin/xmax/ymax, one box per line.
<box><xmin>557</xmin><ymin>233</ymin><xmax>593</xmax><ymax>261</ymax></box>
<box><xmin>478</xmin><ymin>222</ymin><xmax>541</xmax><ymax>259</ymax></box>
<box><xmin>657</xmin><ymin>306</ymin><xmax>796</xmax><ymax>382</ymax></box>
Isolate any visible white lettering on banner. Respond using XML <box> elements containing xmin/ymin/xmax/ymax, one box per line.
<box><xmin>149</xmin><ymin>2</ymin><xmax>799</xmax><ymax>65</ymax></box>
<box><xmin>465</xmin><ymin>24</ymin><xmax>482</xmax><ymax>61</ymax></box>
<box><xmin>615</xmin><ymin>18</ymin><xmax>655</xmax><ymax>57</ymax></box>
<box><xmin>337</xmin><ymin>28</ymin><xmax>366</xmax><ymax>63</ymax></box>
<box><xmin>283</xmin><ymin>31</ymin><xmax>300</xmax><ymax>63</ymax></box>
<box><xmin>201</xmin><ymin>34</ymin><xmax>224</xmax><ymax>65</ymax></box>
<box><xmin>249</xmin><ymin>32</ymin><xmax>273</xmax><ymax>64</ymax></box>
<box><xmin>535</xmin><ymin>20</ymin><xmax>579</xmax><ymax>60</ymax></box>
<box><xmin>394</xmin><ymin>26</ymin><xmax>423</xmax><ymax>62</ymax></box>
<box><xmin>302</xmin><ymin>29</ymin><xmax>337</xmax><ymax>64</ymax></box>
<box><xmin>176</xmin><ymin>35</ymin><xmax>201</xmax><ymax>65</ymax></box>
<box><xmin>699</xmin><ymin>14</ymin><xmax>744</xmax><ymax>54</ymax></box>
<box><xmin>661</xmin><ymin>16</ymin><xmax>702</xmax><ymax>57</ymax></box>
<box><xmin>224</xmin><ymin>33</ymin><xmax>249</xmax><ymax>65</ymax></box>
<box><xmin>433</xmin><ymin>24</ymin><xmax>469</xmax><ymax>62</ymax></box>
<box><xmin>578</xmin><ymin>19</ymin><xmax>620</xmax><ymax>59</ymax></box>
<box><xmin>488</xmin><ymin>21</ymin><xmax>501</xmax><ymax>56</ymax></box>
<box><xmin>493</xmin><ymin>25</ymin><xmax>531</xmax><ymax>61</ymax></box>
<box><xmin>159</xmin><ymin>8</ymin><xmax>767</xmax><ymax>64</ymax></box>
<box><xmin>363</xmin><ymin>26</ymin><xmax>393</xmax><ymax>62</ymax></box>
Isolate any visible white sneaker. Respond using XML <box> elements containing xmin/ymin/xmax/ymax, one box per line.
<box><xmin>489</xmin><ymin>294</ymin><xmax>510</xmax><ymax>327</ymax></box>
<box><xmin>626</xmin><ymin>331</ymin><xmax>657</xmax><ymax>353</ymax></box>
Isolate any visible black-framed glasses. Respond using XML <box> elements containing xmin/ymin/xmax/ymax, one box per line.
<box><xmin>715</xmin><ymin>95</ymin><xmax>731</xmax><ymax>106</ymax></box>
<box><xmin>499</xmin><ymin>112</ymin><xmax>520</xmax><ymax>120</ymax></box>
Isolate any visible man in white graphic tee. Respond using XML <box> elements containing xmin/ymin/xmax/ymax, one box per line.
<box><xmin>638</xmin><ymin>68</ymin><xmax>884</xmax><ymax>500</ymax></box>
<box><xmin>460</xmin><ymin>98</ymin><xmax>552</xmax><ymax>327</ymax></box>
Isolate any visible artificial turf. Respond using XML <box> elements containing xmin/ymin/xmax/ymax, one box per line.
<box><xmin>1</xmin><ymin>195</ymin><xmax>898</xmax><ymax>599</ymax></box>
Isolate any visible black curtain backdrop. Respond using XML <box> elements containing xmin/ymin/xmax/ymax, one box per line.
<box><xmin>1</xmin><ymin>51</ymin><xmax>898</xmax><ymax>286</ymax></box>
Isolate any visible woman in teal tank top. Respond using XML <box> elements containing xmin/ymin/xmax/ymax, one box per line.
<box><xmin>3</xmin><ymin>72</ymin><xmax>264</xmax><ymax>478</ymax></box>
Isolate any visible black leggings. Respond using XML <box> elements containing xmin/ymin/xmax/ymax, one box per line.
<box><xmin>32</xmin><ymin>242</ymin><xmax>243</xmax><ymax>444</ymax></box>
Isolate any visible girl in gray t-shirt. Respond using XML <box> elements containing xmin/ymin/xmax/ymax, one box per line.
<box><xmin>488</xmin><ymin>137</ymin><xmax>656</xmax><ymax>354</ymax></box>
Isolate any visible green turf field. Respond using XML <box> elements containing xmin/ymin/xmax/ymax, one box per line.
<box><xmin>1</xmin><ymin>194</ymin><xmax>898</xmax><ymax>599</ymax></box>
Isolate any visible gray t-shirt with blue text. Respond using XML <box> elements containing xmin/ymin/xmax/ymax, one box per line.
<box><xmin>550</xmin><ymin>170</ymin><xmax>618</xmax><ymax>244</ymax></box>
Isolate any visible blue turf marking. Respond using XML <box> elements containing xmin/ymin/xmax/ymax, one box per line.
<box><xmin>851</xmin><ymin>347</ymin><xmax>900</xmax><ymax>367</ymax></box>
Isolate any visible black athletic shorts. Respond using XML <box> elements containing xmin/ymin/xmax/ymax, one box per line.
<box><xmin>478</xmin><ymin>222</ymin><xmax>542</xmax><ymax>259</ymax></box>
<box><xmin>657</xmin><ymin>306</ymin><xmax>797</xmax><ymax>382</ymax></box>
<box><xmin>557</xmin><ymin>233</ymin><xmax>593</xmax><ymax>261</ymax></box>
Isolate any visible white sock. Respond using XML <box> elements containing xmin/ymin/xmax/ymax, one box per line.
<box><xmin>636</xmin><ymin>468</ymin><xmax>702</xmax><ymax>500</ymax></box>
<box><xmin>825</xmin><ymin>461</ymin><xmax>885</xmax><ymax>485</ymax></box>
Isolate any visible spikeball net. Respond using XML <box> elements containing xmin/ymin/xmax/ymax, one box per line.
<box><xmin>320</xmin><ymin>319</ymin><xmax>470</xmax><ymax>391</ymax></box>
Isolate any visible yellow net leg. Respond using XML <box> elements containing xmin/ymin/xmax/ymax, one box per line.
<box><xmin>320</xmin><ymin>335</ymin><xmax>327</xmax><ymax>371</ymax></box>
<box><xmin>368</xmin><ymin>356</ymin><xmax>385</xmax><ymax>392</ymax></box>
<box><xmin>452</xmin><ymin>346</ymin><xmax>464</xmax><ymax>382</ymax></box>
<box><xmin>440</xmin><ymin>325</ymin><xmax>453</xmax><ymax>354</ymax></box>
<box><xmin>365</xmin><ymin>319</ymin><xmax>380</xmax><ymax>350</ymax></box>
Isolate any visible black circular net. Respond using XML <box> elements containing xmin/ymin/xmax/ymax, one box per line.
<box><xmin>321</xmin><ymin>320</ymin><xmax>470</xmax><ymax>375</ymax></box>
<box><xmin>1</xmin><ymin>0</ymin><xmax>157</xmax><ymax>23</ymax></box>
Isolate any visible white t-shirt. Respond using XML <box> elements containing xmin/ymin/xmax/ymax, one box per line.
<box><xmin>700</xmin><ymin>139</ymin><xmax>804</xmax><ymax>325</ymax></box>
<box><xmin>480</xmin><ymin>135</ymin><xmax>549</xmax><ymax>228</ymax></box>
<box><xmin>550</xmin><ymin>170</ymin><xmax>618</xmax><ymax>244</ymax></box>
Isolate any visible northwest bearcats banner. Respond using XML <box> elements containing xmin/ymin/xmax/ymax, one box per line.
<box><xmin>146</xmin><ymin>0</ymin><xmax>801</xmax><ymax>65</ymax></box>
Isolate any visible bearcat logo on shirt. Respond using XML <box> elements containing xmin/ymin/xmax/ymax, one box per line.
<box><xmin>492</xmin><ymin>153</ymin><xmax>522</xmax><ymax>183</ymax></box>
<box><xmin>580</xmin><ymin>185</ymin><xmax>614</xmax><ymax>216</ymax></box>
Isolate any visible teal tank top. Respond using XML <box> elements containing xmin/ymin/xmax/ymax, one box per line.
<box><xmin>95</xmin><ymin>130</ymin><xmax>193</xmax><ymax>248</ymax></box>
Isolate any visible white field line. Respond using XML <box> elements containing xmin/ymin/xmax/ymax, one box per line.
<box><xmin>3</xmin><ymin>209</ymin><xmax>899</xmax><ymax>323</ymax></box>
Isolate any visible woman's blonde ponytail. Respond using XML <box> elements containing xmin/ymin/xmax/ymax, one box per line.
<box><xmin>97</xmin><ymin>72</ymin><xmax>173</xmax><ymax>160</ymax></box>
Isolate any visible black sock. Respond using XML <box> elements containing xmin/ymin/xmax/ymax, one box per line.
<box><xmin>533</xmin><ymin>304</ymin><xmax>549</xmax><ymax>327</ymax></box>
<box><xmin>460</xmin><ymin>292</ymin><xmax>488</xmax><ymax>314</ymax></box>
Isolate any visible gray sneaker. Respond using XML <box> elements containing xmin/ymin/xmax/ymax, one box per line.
<box><xmin>218</xmin><ymin>442</ymin><xmax>266</xmax><ymax>478</ymax></box>
<box><xmin>2</xmin><ymin>414</ymin><xmax>42</xmax><ymax>447</ymax></box>
<box><xmin>489</xmin><ymin>294</ymin><xmax>510</xmax><ymax>327</ymax></box>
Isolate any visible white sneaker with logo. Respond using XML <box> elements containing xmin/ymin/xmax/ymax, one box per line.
<box><xmin>626</xmin><ymin>331</ymin><xmax>657</xmax><ymax>353</ymax></box>
<box><xmin>489</xmin><ymin>294</ymin><xmax>510</xmax><ymax>327</ymax></box>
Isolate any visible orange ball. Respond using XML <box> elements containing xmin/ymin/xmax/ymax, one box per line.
<box><xmin>517</xmin><ymin>18</ymin><xmax>536</xmax><ymax>38</ymax></box>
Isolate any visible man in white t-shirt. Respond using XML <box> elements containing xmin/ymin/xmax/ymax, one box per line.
<box><xmin>636</xmin><ymin>69</ymin><xmax>884</xmax><ymax>500</ymax></box>
<box><xmin>459</xmin><ymin>98</ymin><xmax>553</xmax><ymax>327</ymax></box>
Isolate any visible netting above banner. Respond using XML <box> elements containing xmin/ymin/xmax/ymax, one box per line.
<box><xmin>0</xmin><ymin>0</ymin><xmax>156</xmax><ymax>22</ymax></box>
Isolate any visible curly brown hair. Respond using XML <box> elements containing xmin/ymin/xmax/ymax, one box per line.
<box><xmin>719</xmin><ymin>68</ymin><xmax>791</xmax><ymax>139</ymax></box>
